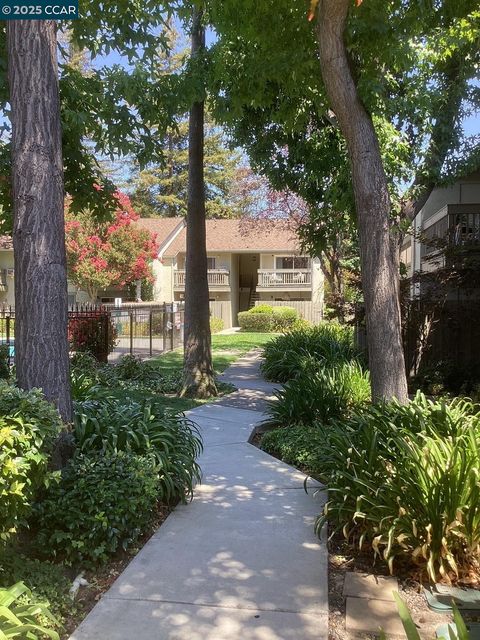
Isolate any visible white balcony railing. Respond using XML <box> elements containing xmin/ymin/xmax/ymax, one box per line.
<box><xmin>174</xmin><ymin>269</ymin><xmax>230</xmax><ymax>288</ymax></box>
<box><xmin>257</xmin><ymin>269</ymin><xmax>311</xmax><ymax>287</ymax></box>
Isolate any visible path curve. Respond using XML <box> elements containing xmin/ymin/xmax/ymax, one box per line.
<box><xmin>70</xmin><ymin>351</ymin><xmax>328</xmax><ymax>640</ymax></box>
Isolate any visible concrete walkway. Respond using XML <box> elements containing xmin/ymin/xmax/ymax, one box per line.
<box><xmin>70</xmin><ymin>352</ymin><xmax>328</xmax><ymax>640</ymax></box>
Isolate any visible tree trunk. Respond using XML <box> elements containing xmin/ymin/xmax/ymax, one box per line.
<box><xmin>181</xmin><ymin>6</ymin><xmax>217</xmax><ymax>399</ymax></box>
<box><xmin>7</xmin><ymin>21</ymin><xmax>72</xmax><ymax>421</ymax></box>
<box><xmin>316</xmin><ymin>0</ymin><xmax>408</xmax><ymax>403</ymax></box>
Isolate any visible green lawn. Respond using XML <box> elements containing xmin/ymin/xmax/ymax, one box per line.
<box><xmin>151</xmin><ymin>332</ymin><xmax>275</xmax><ymax>375</ymax></box>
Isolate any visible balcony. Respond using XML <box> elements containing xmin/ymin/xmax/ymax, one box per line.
<box><xmin>174</xmin><ymin>269</ymin><xmax>230</xmax><ymax>289</ymax></box>
<box><xmin>257</xmin><ymin>269</ymin><xmax>312</xmax><ymax>288</ymax></box>
<box><xmin>420</xmin><ymin>208</ymin><xmax>480</xmax><ymax>271</ymax></box>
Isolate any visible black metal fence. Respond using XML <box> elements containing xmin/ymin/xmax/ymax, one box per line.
<box><xmin>107</xmin><ymin>304</ymin><xmax>185</xmax><ymax>360</ymax></box>
<box><xmin>0</xmin><ymin>303</ymin><xmax>185</xmax><ymax>364</ymax></box>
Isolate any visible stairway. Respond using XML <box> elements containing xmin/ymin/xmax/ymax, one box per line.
<box><xmin>249</xmin><ymin>290</ymin><xmax>260</xmax><ymax>310</ymax></box>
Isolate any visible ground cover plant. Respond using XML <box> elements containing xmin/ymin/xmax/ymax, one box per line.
<box><xmin>261</xmin><ymin>425</ymin><xmax>324</xmax><ymax>479</ymax></box>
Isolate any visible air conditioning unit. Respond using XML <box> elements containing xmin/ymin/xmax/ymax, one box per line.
<box><xmin>6</xmin><ymin>269</ymin><xmax>14</xmax><ymax>277</ymax></box>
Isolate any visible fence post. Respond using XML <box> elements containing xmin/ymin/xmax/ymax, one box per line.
<box><xmin>149</xmin><ymin>309</ymin><xmax>153</xmax><ymax>357</ymax></box>
<box><xmin>170</xmin><ymin>310</ymin><xmax>174</xmax><ymax>351</ymax></box>
<box><xmin>104</xmin><ymin>312</ymin><xmax>110</xmax><ymax>363</ymax></box>
<box><xmin>129</xmin><ymin>310</ymin><xmax>134</xmax><ymax>355</ymax></box>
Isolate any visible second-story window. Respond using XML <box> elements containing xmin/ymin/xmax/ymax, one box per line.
<box><xmin>207</xmin><ymin>257</ymin><xmax>216</xmax><ymax>270</ymax></box>
<box><xmin>275</xmin><ymin>256</ymin><xmax>310</xmax><ymax>270</ymax></box>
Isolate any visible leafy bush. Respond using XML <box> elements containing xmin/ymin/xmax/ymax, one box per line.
<box><xmin>0</xmin><ymin>384</ymin><xmax>62</xmax><ymax>543</ymax></box>
<box><xmin>249</xmin><ymin>304</ymin><xmax>274</xmax><ymax>314</ymax></box>
<box><xmin>0</xmin><ymin>582</ymin><xmax>59</xmax><ymax>639</ymax></box>
<box><xmin>262</xmin><ymin>322</ymin><xmax>359</xmax><ymax>382</ymax></box>
<box><xmin>238</xmin><ymin>310</ymin><xmax>273</xmax><ymax>332</ymax></box>
<box><xmin>68</xmin><ymin>313</ymin><xmax>118</xmax><ymax>361</ymax></box>
<box><xmin>314</xmin><ymin>393</ymin><xmax>480</xmax><ymax>581</ymax></box>
<box><xmin>112</xmin><ymin>353</ymin><xmax>146</xmax><ymax>380</ymax></box>
<box><xmin>265</xmin><ymin>360</ymin><xmax>370</xmax><ymax>427</ymax></box>
<box><xmin>411</xmin><ymin>359</ymin><xmax>480</xmax><ymax>397</ymax></box>
<box><xmin>0</xmin><ymin>554</ymin><xmax>71</xmax><ymax>624</ymax></box>
<box><xmin>70</xmin><ymin>354</ymin><xmax>184</xmax><ymax>401</ymax></box>
<box><xmin>0</xmin><ymin>383</ymin><xmax>63</xmax><ymax>440</ymax></box>
<box><xmin>238</xmin><ymin>305</ymin><xmax>298</xmax><ymax>332</ymax></box>
<box><xmin>73</xmin><ymin>398</ymin><xmax>202</xmax><ymax>502</ymax></box>
<box><xmin>261</xmin><ymin>425</ymin><xmax>324</xmax><ymax>478</ymax></box>
<box><xmin>271</xmin><ymin>306</ymin><xmax>298</xmax><ymax>330</ymax></box>
<box><xmin>210</xmin><ymin>316</ymin><xmax>224</xmax><ymax>333</ymax></box>
<box><xmin>35</xmin><ymin>451</ymin><xmax>160</xmax><ymax>567</ymax></box>
<box><xmin>0</xmin><ymin>344</ymin><xmax>10</xmax><ymax>380</ymax></box>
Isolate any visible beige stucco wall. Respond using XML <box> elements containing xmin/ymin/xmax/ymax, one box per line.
<box><xmin>421</xmin><ymin>172</ymin><xmax>480</xmax><ymax>222</ymax></box>
<box><xmin>260</xmin><ymin>254</ymin><xmax>274</xmax><ymax>270</ymax></box>
<box><xmin>152</xmin><ymin>257</ymin><xmax>174</xmax><ymax>302</ymax></box>
<box><xmin>311</xmin><ymin>257</ymin><xmax>324</xmax><ymax>315</ymax></box>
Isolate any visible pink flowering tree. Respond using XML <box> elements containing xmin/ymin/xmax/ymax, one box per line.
<box><xmin>65</xmin><ymin>191</ymin><xmax>159</xmax><ymax>302</ymax></box>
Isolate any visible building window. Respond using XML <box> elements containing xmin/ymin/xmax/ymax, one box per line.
<box><xmin>207</xmin><ymin>257</ymin><xmax>216</xmax><ymax>270</ymax></box>
<box><xmin>275</xmin><ymin>256</ymin><xmax>310</xmax><ymax>270</ymax></box>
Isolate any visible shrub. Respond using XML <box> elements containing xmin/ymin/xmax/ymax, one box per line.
<box><xmin>287</xmin><ymin>317</ymin><xmax>311</xmax><ymax>332</ymax></box>
<box><xmin>265</xmin><ymin>360</ymin><xmax>370</xmax><ymax>427</ymax></box>
<box><xmin>70</xmin><ymin>354</ymin><xmax>185</xmax><ymax>401</ymax></box>
<box><xmin>73</xmin><ymin>398</ymin><xmax>202</xmax><ymax>502</ymax></box>
<box><xmin>314</xmin><ymin>393</ymin><xmax>480</xmax><ymax>581</ymax></box>
<box><xmin>261</xmin><ymin>322</ymin><xmax>359</xmax><ymax>382</ymax></box>
<box><xmin>239</xmin><ymin>306</ymin><xmax>299</xmax><ymax>332</ymax></box>
<box><xmin>238</xmin><ymin>310</ymin><xmax>273</xmax><ymax>332</ymax></box>
<box><xmin>35</xmin><ymin>451</ymin><xmax>160</xmax><ymax>567</ymax></box>
<box><xmin>271</xmin><ymin>306</ymin><xmax>298</xmax><ymax>331</ymax></box>
<box><xmin>0</xmin><ymin>384</ymin><xmax>62</xmax><ymax>543</ymax></box>
<box><xmin>0</xmin><ymin>383</ymin><xmax>63</xmax><ymax>440</ymax></box>
<box><xmin>210</xmin><ymin>316</ymin><xmax>224</xmax><ymax>334</ymax></box>
<box><xmin>261</xmin><ymin>425</ymin><xmax>324</xmax><ymax>478</ymax></box>
<box><xmin>68</xmin><ymin>313</ymin><xmax>118</xmax><ymax>361</ymax></box>
<box><xmin>249</xmin><ymin>304</ymin><xmax>274</xmax><ymax>314</ymax></box>
<box><xmin>0</xmin><ymin>582</ymin><xmax>59</xmax><ymax>639</ymax></box>
<box><xmin>0</xmin><ymin>344</ymin><xmax>10</xmax><ymax>380</ymax></box>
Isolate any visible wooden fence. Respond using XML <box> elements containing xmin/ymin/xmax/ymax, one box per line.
<box><xmin>209</xmin><ymin>301</ymin><xmax>232</xmax><ymax>328</ymax></box>
<box><xmin>255</xmin><ymin>300</ymin><xmax>322</xmax><ymax>324</ymax></box>
<box><xmin>403</xmin><ymin>299</ymin><xmax>480</xmax><ymax>376</ymax></box>
<box><xmin>355</xmin><ymin>299</ymin><xmax>480</xmax><ymax>378</ymax></box>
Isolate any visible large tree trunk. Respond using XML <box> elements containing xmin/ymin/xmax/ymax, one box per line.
<box><xmin>316</xmin><ymin>0</ymin><xmax>408</xmax><ymax>402</ymax></box>
<box><xmin>7</xmin><ymin>21</ymin><xmax>72</xmax><ymax>421</ymax></box>
<box><xmin>181</xmin><ymin>6</ymin><xmax>217</xmax><ymax>399</ymax></box>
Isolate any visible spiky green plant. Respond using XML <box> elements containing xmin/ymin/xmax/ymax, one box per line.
<box><xmin>0</xmin><ymin>582</ymin><xmax>59</xmax><ymax>639</ymax></box>
<box><xmin>313</xmin><ymin>394</ymin><xmax>480</xmax><ymax>581</ymax></box>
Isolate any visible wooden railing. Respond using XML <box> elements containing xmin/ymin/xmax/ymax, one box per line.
<box><xmin>174</xmin><ymin>269</ymin><xmax>230</xmax><ymax>288</ymax></box>
<box><xmin>257</xmin><ymin>269</ymin><xmax>311</xmax><ymax>287</ymax></box>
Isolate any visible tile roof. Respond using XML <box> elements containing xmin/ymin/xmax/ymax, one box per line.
<box><xmin>136</xmin><ymin>217</ymin><xmax>300</xmax><ymax>257</ymax></box>
<box><xmin>135</xmin><ymin>217</ymin><xmax>184</xmax><ymax>246</ymax></box>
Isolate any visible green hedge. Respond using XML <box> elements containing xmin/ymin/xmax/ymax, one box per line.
<box><xmin>238</xmin><ymin>306</ymin><xmax>299</xmax><ymax>332</ymax></box>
